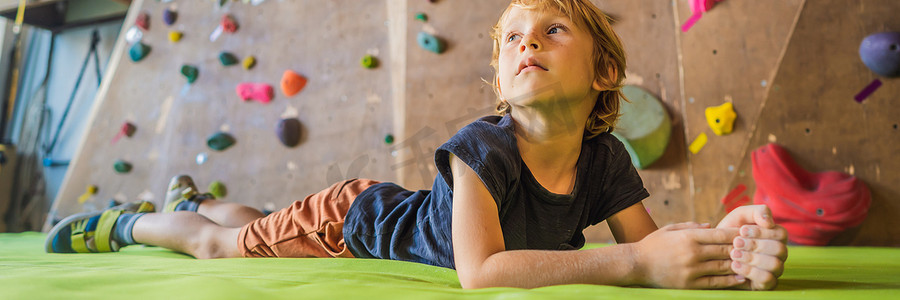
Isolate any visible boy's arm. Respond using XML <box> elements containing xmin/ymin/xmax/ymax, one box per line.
<box><xmin>449</xmin><ymin>154</ymin><xmax>745</xmax><ymax>289</ymax></box>
<box><xmin>607</xmin><ymin>202</ymin><xmax>658</xmax><ymax>243</ymax></box>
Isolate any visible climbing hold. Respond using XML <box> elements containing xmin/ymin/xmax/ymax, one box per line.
<box><xmin>859</xmin><ymin>32</ymin><xmax>900</xmax><ymax>77</ymax></box>
<box><xmin>361</xmin><ymin>54</ymin><xmax>378</xmax><ymax>69</ymax></box>
<box><xmin>162</xmin><ymin>8</ymin><xmax>177</xmax><ymax>26</ymax></box>
<box><xmin>113</xmin><ymin>160</ymin><xmax>133</xmax><ymax>174</ymax></box>
<box><xmin>752</xmin><ymin>143</ymin><xmax>871</xmax><ymax>246</ymax></box>
<box><xmin>196</xmin><ymin>153</ymin><xmax>208</xmax><ymax>165</ymax></box>
<box><xmin>236</xmin><ymin>82</ymin><xmax>274</xmax><ymax>104</ymax></box>
<box><xmin>280</xmin><ymin>70</ymin><xmax>308</xmax><ymax>97</ymax></box>
<box><xmin>222</xmin><ymin>15</ymin><xmax>239</xmax><ymax>33</ymax></box>
<box><xmin>690</xmin><ymin>0</ymin><xmax>724</xmax><ymax>14</ymax></box>
<box><xmin>276</xmin><ymin>118</ymin><xmax>302</xmax><ymax>147</ymax></box>
<box><xmin>219</xmin><ymin>52</ymin><xmax>239</xmax><ymax>66</ymax></box>
<box><xmin>111</xmin><ymin>122</ymin><xmax>137</xmax><ymax>144</ymax></box>
<box><xmin>77</xmin><ymin>185</ymin><xmax>99</xmax><ymax>204</ymax></box>
<box><xmin>136</xmin><ymin>12</ymin><xmax>150</xmax><ymax>31</ymax></box>
<box><xmin>854</xmin><ymin>79</ymin><xmax>882</xmax><ymax>103</ymax></box>
<box><xmin>384</xmin><ymin>134</ymin><xmax>395</xmax><ymax>144</ymax></box>
<box><xmin>125</xmin><ymin>26</ymin><xmax>143</xmax><ymax>43</ymax></box>
<box><xmin>417</xmin><ymin>31</ymin><xmax>446</xmax><ymax>54</ymax></box>
<box><xmin>610</xmin><ymin>86</ymin><xmax>672</xmax><ymax>169</ymax></box>
<box><xmin>705</xmin><ymin>102</ymin><xmax>737</xmax><ymax>136</ymax></box>
<box><xmin>688</xmin><ymin>132</ymin><xmax>707</xmax><ymax>154</ymax></box>
<box><xmin>242</xmin><ymin>56</ymin><xmax>256</xmax><ymax>70</ymax></box>
<box><xmin>181</xmin><ymin>65</ymin><xmax>199</xmax><ymax>84</ymax></box>
<box><xmin>168</xmin><ymin>31</ymin><xmax>183</xmax><ymax>42</ymax></box>
<box><xmin>208</xmin><ymin>181</ymin><xmax>227</xmax><ymax>198</ymax></box>
<box><xmin>129</xmin><ymin>42</ymin><xmax>151</xmax><ymax>62</ymax></box>
<box><xmin>207</xmin><ymin>132</ymin><xmax>236</xmax><ymax>151</ymax></box>
<box><xmin>415</xmin><ymin>12</ymin><xmax>428</xmax><ymax>22</ymax></box>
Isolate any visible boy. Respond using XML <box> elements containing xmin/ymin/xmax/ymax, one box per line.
<box><xmin>47</xmin><ymin>0</ymin><xmax>787</xmax><ymax>290</ymax></box>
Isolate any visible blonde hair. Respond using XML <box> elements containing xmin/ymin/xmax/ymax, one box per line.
<box><xmin>489</xmin><ymin>0</ymin><xmax>627</xmax><ymax>139</ymax></box>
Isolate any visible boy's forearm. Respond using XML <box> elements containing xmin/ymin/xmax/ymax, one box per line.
<box><xmin>461</xmin><ymin>243</ymin><xmax>644</xmax><ymax>289</ymax></box>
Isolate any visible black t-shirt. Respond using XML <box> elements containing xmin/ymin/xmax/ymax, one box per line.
<box><xmin>343</xmin><ymin>114</ymin><xmax>649</xmax><ymax>269</ymax></box>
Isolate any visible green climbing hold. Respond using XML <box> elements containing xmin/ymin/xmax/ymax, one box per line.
<box><xmin>361</xmin><ymin>54</ymin><xmax>378</xmax><ymax>69</ymax></box>
<box><xmin>113</xmin><ymin>160</ymin><xmax>133</xmax><ymax>174</ymax></box>
<box><xmin>415</xmin><ymin>13</ymin><xmax>428</xmax><ymax>22</ymax></box>
<box><xmin>384</xmin><ymin>134</ymin><xmax>395</xmax><ymax>144</ymax></box>
<box><xmin>129</xmin><ymin>42</ymin><xmax>151</xmax><ymax>62</ymax></box>
<box><xmin>208</xmin><ymin>181</ymin><xmax>227</xmax><ymax>198</ymax></box>
<box><xmin>181</xmin><ymin>65</ymin><xmax>199</xmax><ymax>84</ymax></box>
<box><xmin>417</xmin><ymin>32</ymin><xmax>446</xmax><ymax>54</ymax></box>
<box><xmin>219</xmin><ymin>52</ymin><xmax>238</xmax><ymax>66</ymax></box>
<box><xmin>207</xmin><ymin>132</ymin><xmax>236</xmax><ymax>151</ymax></box>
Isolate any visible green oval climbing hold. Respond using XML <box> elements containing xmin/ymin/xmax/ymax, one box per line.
<box><xmin>417</xmin><ymin>32</ymin><xmax>446</xmax><ymax>54</ymax></box>
<box><xmin>384</xmin><ymin>134</ymin><xmax>395</xmax><ymax>144</ymax></box>
<box><xmin>219</xmin><ymin>52</ymin><xmax>238</xmax><ymax>66</ymax></box>
<box><xmin>129</xmin><ymin>42</ymin><xmax>151</xmax><ymax>62</ymax></box>
<box><xmin>113</xmin><ymin>160</ymin><xmax>133</xmax><ymax>174</ymax></box>
<box><xmin>208</xmin><ymin>181</ymin><xmax>227</xmax><ymax>198</ymax></box>
<box><xmin>207</xmin><ymin>132</ymin><xmax>236</xmax><ymax>151</ymax></box>
<box><xmin>360</xmin><ymin>54</ymin><xmax>378</xmax><ymax>69</ymax></box>
<box><xmin>181</xmin><ymin>65</ymin><xmax>199</xmax><ymax>84</ymax></box>
<box><xmin>415</xmin><ymin>12</ymin><xmax>428</xmax><ymax>22</ymax></box>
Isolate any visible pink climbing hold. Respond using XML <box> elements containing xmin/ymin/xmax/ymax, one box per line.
<box><xmin>752</xmin><ymin>143</ymin><xmax>871</xmax><ymax>246</ymax></box>
<box><xmin>236</xmin><ymin>83</ymin><xmax>274</xmax><ymax>104</ymax></box>
<box><xmin>690</xmin><ymin>0</ymin><xmax>724</xmax><ymax>14</ymax></box>
<box><xmin>136</xmin><ymin>12</ymin><xmax>150</xmax><ymax>31</ymax></box>
<box><xmin>221</xmin><ymin>15</ymin><xmax>239</xmax><ymax>33</ymax></box>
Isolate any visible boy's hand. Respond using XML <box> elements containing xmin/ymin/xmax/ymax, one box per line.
<box><xmin>632</xmin><ymin>222</ymin><xmax>745</xmax><ymax>289</ymax></box>
<box><xmin>717</xmin><ymin>205</ymin><xmax>788</xmax><ymax>290</ymax></box>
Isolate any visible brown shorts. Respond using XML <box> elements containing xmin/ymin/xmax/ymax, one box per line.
<box><xmin>237</xmin><ymin>178</ymin><xmax>381</xmax><ymax>258</ymax></box>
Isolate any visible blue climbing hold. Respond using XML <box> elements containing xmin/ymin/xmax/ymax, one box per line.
<box><xmin>129</xmin><ymin>42</ymin><xmax>151</xmax><ymax>62</ymax></box>
<box><xmin>417</xmin><ymin>32</ymin><xmax>446</xmax><ymax>54</ymax></box>
<box><xmin>860</xmin><ymin>32</ymin><xmax>900</xmax><ymax>77</ymax></box>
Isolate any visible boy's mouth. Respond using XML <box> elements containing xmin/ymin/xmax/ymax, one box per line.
<box><xmin>517</xmin><ymin>57</ymin><xmax>547</xmax><ymax>75</ymax></box>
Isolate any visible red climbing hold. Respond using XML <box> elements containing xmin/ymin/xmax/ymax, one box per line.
<box><xmin>752</xmin><ymin>143</ymin><xmax>871</xmax><ymax>246</ymax></box>
<box><xmin>221</xmin><ymin>15</ymin><xmax>239</xmax><ymax>33</ymax></box>
<box><xmin>136</xmin><ymin>12</ymin><xmax>150</xmax><ymax>31</ymax></box>
<box><xmin>236</xmin><ymin>83</ymin><xmax>274</xmax><ymax>104</ymax></box>
<box><xmin>280</xmin><ymin>70</ymin><xmax>307</xmax><ymax>97</ymax></box>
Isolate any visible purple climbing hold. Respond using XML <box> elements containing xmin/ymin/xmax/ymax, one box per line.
<box><xmin>163</xmin><ymin>8</ymin><xmax>177</xmax><ymax>26</ymax></box>
<box><xmin>860</xmin><ymin>32</ymin><xmax>900</xmax><ymax>77</ymax></box>
<box><xmin>276</xmin><ymin>118</ymin><xmax>302</xmax><ymax>147</ymax></box>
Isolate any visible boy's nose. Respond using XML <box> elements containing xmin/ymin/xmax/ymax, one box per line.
<box><xmin>520</xmin><ymin>34</ymin><xmax>542</xmax><ymax>52</ymax></box>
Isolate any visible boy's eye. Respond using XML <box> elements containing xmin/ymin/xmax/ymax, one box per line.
<box><xmin>548</xmin><ymin>27</ymin><xmax>560</xmax><ymax>34</ymax></box>
<box><xmin>507</xmin><ymin>34</ymin><xmax>519</xmax><ymax>42</ymax></box>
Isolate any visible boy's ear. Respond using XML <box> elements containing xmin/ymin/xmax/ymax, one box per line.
<box><xmin>592</xmin><ymin>64</ymin><xmax>618</xmax><ymax>91</ymax></box>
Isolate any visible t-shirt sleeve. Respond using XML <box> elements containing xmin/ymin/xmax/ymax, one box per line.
<box><xmin>589</xmin><ymin>136</ymin><xmax>651</xmax><ymax>225</ymax></box>
<box><xmin>434</xmin><ymin>117</ymin><xmax>520</xmax><ymax>208</ymax></box>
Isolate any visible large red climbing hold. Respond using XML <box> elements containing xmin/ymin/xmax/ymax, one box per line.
<box><xmin>280</xmin><ymin>70</ymin><xmax>307</xmax><ymax>97</ymax></box>
<box><xmin>236</xmin><ymin>82</ymin><xmax>274</xmax><ymax>104</ymax></box>
<box><xmin>752</xmin><ymin>143</ymin><xmax>871</xmax><ymax>246</ymax></box>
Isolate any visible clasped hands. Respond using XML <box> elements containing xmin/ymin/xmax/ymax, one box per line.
<box><xmin>632</xmin><ymin>205</ymin><xmax>788</xmax><ymax>290</ymax></box>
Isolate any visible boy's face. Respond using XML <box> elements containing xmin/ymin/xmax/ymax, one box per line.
<box><xmin>497</xmin><ymin>6</ymin><xmax>603</xmax><ymax>109</ymax></box>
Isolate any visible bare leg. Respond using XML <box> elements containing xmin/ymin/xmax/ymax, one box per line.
<box><xmin>196</xmin><ymin>199</ymin><xmax>266</xmax><ymax>228</ymax></box>
<box><xmin>132</xmin><ymin>212</ymin><xmax>242</xmax><ymax>259</ymax></box>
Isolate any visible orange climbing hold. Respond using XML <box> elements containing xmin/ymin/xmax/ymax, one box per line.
<box><xmin>280</xmin><ymin>70</ymin><xmax>307</xmax><ymax>97</ymax></box>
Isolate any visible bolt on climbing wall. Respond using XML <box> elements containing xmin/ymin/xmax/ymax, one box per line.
<box><xmin>49</xmin><ymin>0</ymin><xmax>396</xmax><ymax>226</ymax></box>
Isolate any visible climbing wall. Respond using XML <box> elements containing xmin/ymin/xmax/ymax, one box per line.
<box><xmin>727</xmin><ymin>0</ymin><xmax>900</xmax><ymax>246</ymax></box>
<box><xmin>50</xmin><ymin>0</ymin><xmax>396</xmax><ymax>224</ymax></box>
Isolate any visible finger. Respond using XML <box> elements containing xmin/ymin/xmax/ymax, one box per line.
<box><xmin>732</xmin><ymin>260</ymin><xmax>778</xmax><ymax>290</ymax></box>
<box><xmin>697</xmin><ymin>244</ymin><xmax>734</xmax><ymax>260</ymax></box>
<box><xmin>689</xmin><ymin>228</ymin><xmax>740</xmax><ymax>244</ymax></box>
<box><xmin>690</xmin><ymin>274</ymin><xmax>746</xmax><ymax>289</ymax></box>
<box><xmin>731</xmin><ymin>249</ymin><xmax>784</xmax><ymax>277</ymax></box>
<box><xmin>696</xmin><ymin>259</ymin><xmax>735</xmax><ymax>276</ymax></box>
<box><xmin>663</xmin><ymin>222</ymin><xmax>705</xmax><ymax>231</ymax></box>
<box><xmin>735</xmin><ymin>237</ymin><xmax>788</xmax><ymax>261</ymax></box>
<box><xmin>740</xmin><ymin>225</ymin><xmax>788</xmax><ymax>242</ymax></box>
<box><xmin>717</xmin><ymin>205</ymin><xmax>775</xmax><ymax>229</ymax></box>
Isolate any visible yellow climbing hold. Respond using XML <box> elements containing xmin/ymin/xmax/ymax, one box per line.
<box><xmin>77</xmin><ymin>185</ymin><xmax>99</xmax><ymax>204</ymax></box>
<box><xmin>705</xmin><ymin>102</ymin><xmax>737</xmax><ymax>136</ymax></box>
<box><xmin>689</xmin><ymin>132</ymin><xmax>708</xmax><ymax>154</ymax></box>
<box><xmin>168</xmin><ymin>31</ymin><xmax>183</xmax><ymax>42</ymax></box>
<box><xmin>242</xmin><ymin>56</ymin><xmax>256</xmax><ymax>70</ymax></box>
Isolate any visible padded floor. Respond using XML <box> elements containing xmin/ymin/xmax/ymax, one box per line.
<box><xmin>2</xmin><ymin>232</ymin><xmax>899</xmax><ymax>299</ymax></box>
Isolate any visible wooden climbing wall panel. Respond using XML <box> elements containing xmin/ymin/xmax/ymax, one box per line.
<box><xmin>50</xmin><ymin>0</ymin><xmax>396</xmax><ymax>225</ymax></box>
<box><xmin>676</xmin><ymin>0</ymin><xmax>804</xmax><ymax>224</ymax></box>
<box><xmin>728</xmin><ymin>0</ymin><xmax>900</xmax><ymax>246</ymax></box>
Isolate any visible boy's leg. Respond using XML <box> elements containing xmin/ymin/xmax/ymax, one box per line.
<box><xmin>165</xmin><ymin>175</ymin><xmax>265</xmax><ymax>227</ymax></box>
<box><xmin>132</xmin><ymin>211</ymin><xmax>242</xmax><ymax>259</ymax></box>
